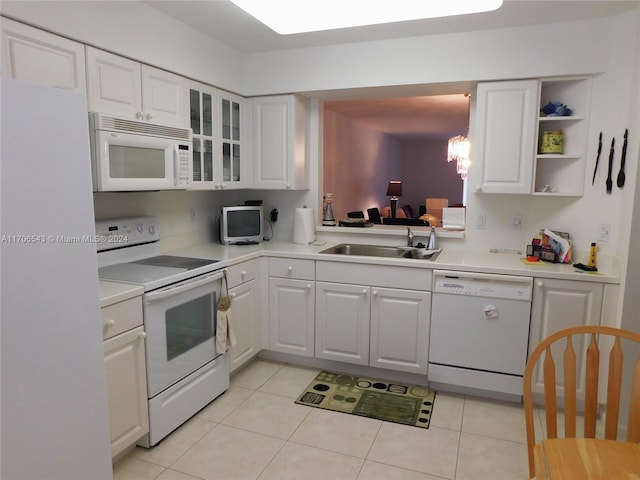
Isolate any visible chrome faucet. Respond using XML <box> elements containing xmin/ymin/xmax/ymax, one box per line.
<box><xmin>407</xmin><ymin>227</ymin><xmax>414</xmax><ymax>247</ymax></box>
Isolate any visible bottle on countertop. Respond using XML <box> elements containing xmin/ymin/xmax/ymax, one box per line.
<box><xmin>427</xmin><ymin>226</ymin><xmax>438</xmax><ymax>250</ymax></box>
<box><xmin>588</xmin><ymin>242</ymin><xmax>597</xmax><ymax>267</ymax></box>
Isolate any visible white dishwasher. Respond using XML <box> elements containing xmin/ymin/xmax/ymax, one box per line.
<box><xmin>429</xmin><ymin>270</ymin><xmax>533</xmax><ymax>400</ymax></box>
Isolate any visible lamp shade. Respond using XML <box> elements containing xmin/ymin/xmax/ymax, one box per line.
<box><xmin>386</xmin><ymin>181</ymin><xmax>402</xmax><ymax>197</ymax></box>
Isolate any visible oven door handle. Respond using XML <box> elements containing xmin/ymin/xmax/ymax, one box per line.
<box><xmin>144</xmin><ymin>270</ymin><xmax>224</xmax><ymax>304</ymax></box>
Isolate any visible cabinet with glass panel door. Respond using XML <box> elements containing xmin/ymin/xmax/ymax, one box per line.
<box><xmin>219</xmin><ymin>90</ymin><xmax>246</xmax><ymax>189</ymax></box>
<box><xmin>187</xmin><ymin>81</ymin><xmax>245</xmax><ymax>189</ymax></box>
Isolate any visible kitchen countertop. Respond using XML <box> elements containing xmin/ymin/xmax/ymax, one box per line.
<box><xmin>99</xmin><ymin>280</ymin><xmax>144</xmax><ymax>307</ymax></box>
<box><xmin>165</xmin><ymin>238</ymin><xmax>620</xmax><ymax>285</ymax></box>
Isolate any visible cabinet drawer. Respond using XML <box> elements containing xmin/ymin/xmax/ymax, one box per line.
<box><xmin>227</xmin><ymin>260</ymin><xmax>257</xmax><ymax>288</ymax></box>
<box><xmin>316</xmin><ymin>261</ymin><xmax>431</xmax><ymax>291</ymax></box>
<box><xmin>269</xmin><ymin>257</ymin><xmax>314</xmax><ymax>280</ymax></box>
<box><xmin>101</xmin><ymin>296</ymin><xmax>143</xmax><ymax>340</ymax></box>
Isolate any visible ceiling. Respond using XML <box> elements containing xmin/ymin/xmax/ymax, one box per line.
<box><xmin>144</xmin><ymin>0</ymin><xmax>637</xmax><ymax>139</ymax></box>
<box><xmin>325</xmin><ymin>94</ymin><xmax>470</xmax><ymax>140</ymax></box>
<box><xmin>145</xmin><ymin>1</ymin><xmax>637</xmax><ymax>54</ymax></box>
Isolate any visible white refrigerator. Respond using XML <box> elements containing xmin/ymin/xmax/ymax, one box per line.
<box><xmin>1</xmin><ymin>78</ymin><xmax>112</xmax><ymax>479</ymax></box>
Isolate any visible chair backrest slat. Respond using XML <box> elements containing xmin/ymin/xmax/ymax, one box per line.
<box><xmin>524</xmin><ymin>326</ymin><xmax>640</xmax><ymax>480</ymax></box>
<box><xmin>584</xmin><ymin>333</ymin><xmax>600</xmax><ymax>438</ymax></box>
<box><xmin>564</xmin><ymin>335</ymin><xmax>577</xmax><ymax>438</ymax></box>
<box><xmin>544</xmin><ymin>345</ymin><xmax>558</xmax><ymax>438</ymax></box>
<box><xmin>604</xmin><ymin>337</ymin><xmax>623</xmax><ymax>439</ymax></box>
<box><xmin>626</xmin><ymin>355</ymin><xmax>640</xmax><ymax>442</ymax></box>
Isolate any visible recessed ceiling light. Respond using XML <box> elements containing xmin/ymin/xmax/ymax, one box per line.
<box><xmin>229</xmin><ymin>0</ymin><xmax>503</xmax><ymax>35</ymax></box>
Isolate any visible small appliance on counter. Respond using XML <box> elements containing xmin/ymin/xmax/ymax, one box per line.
<box><xmin>219</xmin><ymin>205</ymin><xmax>264</xmax><ymax>244</ymax></box>
<box><xmin>322</xmin><ymin>193</ymin><xmax>336</xmax><ymax>226</ymax></box>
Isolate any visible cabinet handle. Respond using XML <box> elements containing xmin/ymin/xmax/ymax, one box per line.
<box><xmin>307</xmin><ymin>284</ymin><xmax>312</xmax><ymax>289</ymax></box>
<box><xmin>104</xmin><ymin>319</ymin><xmax>116</xmax><ymax>328</ymax></box>
<box><xmin>537</xmin><ymin>281</ymin><xmax>544</xmax><ymax>287</ymax></box>
<box><xmin>135</xmin><ymin>111</ymin><xmax>143</xmax><ymax>119</ymax></box>
<box><xmin>230</xmin><ymin>292</ymin><xmax>236</xmax><ymax>298</ymax></box>
<box><xmin>362</xmin><ymin>289</ymin><xmax>367</xmax><ymax>294</ymax></box>
<box><xmin>475</xmin><ymin>186</ymin><xmax>482</xmax><ymax>192</ymax></box>
<box><xmin>241</xmin><ymin>270</ymin><xmax>247</xmax><ymax>277</ymax></box>
<box><xmin>286</xmin><ymin>183</ymin><xmax>292</xmax><ymax>189</ymax></box>
<box><xmin>287</xmin><ymin>266</ymin><xmax>293</xmax><ymax>272</ymax></box>
<box><xmin>137</xmin><ymin>331</ymin><xmax>147</xmax><ymax>340</ymax></box>
<box><xmin>372</xmin><ymin>290</ymin><xmax>378</xmax><ymax>296</ymax></box>
<box><xmin>145</xmin><ymin>113</ymin><xmax>152</xmax><ymax>121</ymax></box>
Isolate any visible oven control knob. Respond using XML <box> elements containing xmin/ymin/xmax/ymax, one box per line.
<box><xmin>136</xmin><ymin>223</ymin><xmax>144</xmax><ymax>233</ymax></box>
<box><xmin>148</xmin><ymin>225</ymin><xmax>156</xmax><ymax>235</ymax></box>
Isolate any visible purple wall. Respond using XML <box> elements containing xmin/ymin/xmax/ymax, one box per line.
<box><xmin>400</xmin><ymin>139</ymin><xmax>464</xmax><ymax>215</ymax></box>
<box><xmin>323</xmin><ymin>110</ymin><xmax>463</xmax><ymax>221</ymax></box>
<box><xmin>323</xmin><ymin>109</ymin><xmax>402</xmax><ymax>221</ymax></box>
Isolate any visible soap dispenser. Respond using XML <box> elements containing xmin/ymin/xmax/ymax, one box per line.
<box><xmin>427</xmin><ymin>226</ymin><xmax>438</xmax><ymax>250</ymax></box>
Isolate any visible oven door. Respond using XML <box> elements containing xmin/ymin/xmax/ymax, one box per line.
<box><xmin>143</xmin><ymin>270</ymin><xmax>223</xmax><ymax>397</ymax></box>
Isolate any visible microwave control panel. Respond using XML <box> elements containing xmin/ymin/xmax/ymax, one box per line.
<box><xmin>176</xmin><ymin>144</ymin><xmax>192</xmax><ymax>188</ymax></box>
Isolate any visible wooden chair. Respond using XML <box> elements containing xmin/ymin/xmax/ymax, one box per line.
<box><xmin>523</xmin><ymin>325</ymin><xmax>640</xmax><ymax>479</ymax></box>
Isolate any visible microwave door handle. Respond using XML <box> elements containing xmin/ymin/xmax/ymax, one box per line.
<box><xmin>173</xmin><ymin>145</ymin><xmax>179</xmax><ymax>187</ymax></box>
<box><xmin>144</xmin><ymin>270</ymin><xmax>224</xmax><ymax>304</ymax></box>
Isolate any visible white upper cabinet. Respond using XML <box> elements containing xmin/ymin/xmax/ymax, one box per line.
<box><xmin>474</xmin><ymin>80</ymin><xmax>539</xmax><ymax>194</ymax></box>
<box><xmin>219</xmin><ymin>90</ymin><xmax>247</xmax><ymax>188</ymax></box>
<box><xmin>86</xmin><ymin>47</ymin><xmax>186</xmax><ymax>127</ymax></box>
<box><xmin>1</xmin><ymin>18</ymin><xmax>86</xmax><ymax>92</ymax></box>
<box><xmin>474</xmin><ymin>77</ymin><xmax>591</xmax><ymax>196</ymax></box>
<box><xmin>251</xmin><ymin>94</ymin><xmax>309</xmax><ymax>190</ymax></box>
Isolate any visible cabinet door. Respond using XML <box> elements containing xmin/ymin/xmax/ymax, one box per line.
<box><xmin>86</xmin><ymin>47</ymin><xmax>142</xmax><ymax>118</ymax></box>
<box><xmin>268</xmin><ymin>277</ymin><xmax>314</xmax><ymax>357</ymax></box>
<box><xmin>315</xmin><ymin>282</ymin><xmax>370</xmax><ymax>365</ymax></box>
<box><xmin>103</xmin><ymin>326</ymin><xmax>149</xmax><ymax>458</ymax></box>
<box><xmin>141</xmin><ymin>65</ymin><xmax>186</xmax><ymax>127</ymax></box>
<box><xmin>1</xmin><ymin>18</ymin><xmax>86</xmax><ymax>92</ymax></box>
<box><xmin>219</xmin><ymin>91</ymin><xmax>245</xmax><ymax>188</ymax></box>
<box><xmin>475</xmin><ymin>80</ymin><xmax>539</xmax><ymax>194</ymax></box>
<box><xmin>229</xmin><ymin>279</ymin><xmax>259</xmax><ymax>372</ymax></box>
<box><xmin>252</xmin><ymin>95</ymin><xmax>308</xmax><ymax>190</ymax></box>
<box><xmin>529</xmin><ymin>278</ymin><xmax>604</xmax><ymax>397</ymax></box>
<box><xmin>187</xmin><ymin>81</ymin><xmax>218</xmax><ymax>188</ymax></box>
<box><xmin>370</xmin><ymin>288</ymin><xmax>431</xmax><ymax>374</ymax></box>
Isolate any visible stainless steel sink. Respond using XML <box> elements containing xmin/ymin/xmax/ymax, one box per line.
<box><xmin>319</xmin><ymin>243</ymin><xmax>440</xmax><ymax>261</ymax></box>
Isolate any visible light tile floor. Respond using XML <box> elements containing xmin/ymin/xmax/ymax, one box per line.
<box><xmin>113</xmin><ymin>359</ymin><xmax>537</xmax><ymax>480</ymax></box>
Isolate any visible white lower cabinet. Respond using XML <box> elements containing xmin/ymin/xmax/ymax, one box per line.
<box><xmin>315</xmin><ymin>282</ymin><xmax>370</xmax><ymax>365</ymax></box>
<box><xmin>227</xmin><ymin>260</ymin><xmax>261</xmax><ymax>372</ymax></box>
<box><xmin>528</xmin><ymin>278</ymin><xmax>604</xmax><ymax>397</ymax></box>
<box><xmin>268</xmin><ymin>258</ymin><xmax>315</xmax><ymax>357</ymax></box>
<box><xmin>315</xmin><ymin>262</ymin><xmax>431</xmax><ymax>375</ymax></box>
<box><xmin>101</xmin><ymin>296</ymin><xmax>148</xmax><ymax>458</ymax></box>
<box><xmin>370</xmin><ymin>287</ymin><xmax>431</xmax><ymax>374</ymax></box>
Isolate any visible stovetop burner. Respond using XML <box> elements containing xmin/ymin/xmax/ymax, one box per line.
<box><xmin>132</xmin><ymin>255</ymin><xmax>219</xmax><ymax>270</ymax></box>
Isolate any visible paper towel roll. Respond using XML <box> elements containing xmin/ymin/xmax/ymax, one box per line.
<box><xmin>293</xmin><ymin>207</ymin><xmax>315</xmax><ymax>244</ymax></box>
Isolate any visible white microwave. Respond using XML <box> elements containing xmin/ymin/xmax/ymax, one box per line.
<box><xmin>90</xmin><ymin>112</ymin><xmax>193</xmax><ymax>191</ymax></box>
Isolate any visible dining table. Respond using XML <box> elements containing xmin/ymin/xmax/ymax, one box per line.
<box><xmin>535</xmin><ymin>438</ymin><xmax>640</xmax><ymax>479</ymax></box>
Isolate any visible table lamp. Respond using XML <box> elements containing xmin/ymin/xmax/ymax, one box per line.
<box><xmin>386</xmin><ymin>181</ymin><xmax>402</xmax><ymax>218</ymax></box>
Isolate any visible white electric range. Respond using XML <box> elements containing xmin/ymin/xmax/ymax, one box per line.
<box><xmin>96</xmin><ymin>216</ymin><xmax>229</xmax><ymax>447</ymax></box>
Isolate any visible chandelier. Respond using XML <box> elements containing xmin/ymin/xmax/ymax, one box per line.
<box><xmin>447</xmin><ymin>94</ymin><xmax>471</xmax><ymax>180</ymax></box>
<box><xmin>447</xmin><ymin>135</ymin><xmax>470</xmax><ymax>180</ymax></box>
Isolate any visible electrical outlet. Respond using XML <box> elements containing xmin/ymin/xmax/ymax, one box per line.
<box><xmin>598</xmin><ymin>223</ymin><xmax>610</xmax><ymax>242</ymax></box>
<box><xmin>512</xmin><ymin>214</ymin><xmax>523</xmax><ymax>230</ymax></box>
<box><xmin>189</xmin><ymin>207</ymin><xmax>196</xmax><ymax>223</ymax></box>
<box><xmin>476</xmin><ymin>214</ymin><xmax>486</xmax><ymax>230</ymax></box>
